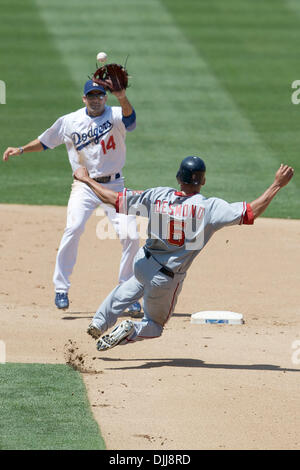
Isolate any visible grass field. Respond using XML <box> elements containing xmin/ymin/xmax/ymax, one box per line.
<box><xmin>0</xmin><ymin>0</ymin><xmax>299</xmax><ymax>451</ymax></box>
<box><xmin>0</xmin><ymin>363</ymin><xmax>105</xmax><ymax>450</ymax></box>
<box><xmin>0</xmin><ymin>0</ymin><xmax>299</xmax><ymax>216</ymax></box>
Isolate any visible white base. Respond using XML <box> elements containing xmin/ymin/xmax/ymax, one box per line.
<box><xmin>191</xmin><ymin>311</ymin><xmax>244</xmax><ymax>325</ymax></box>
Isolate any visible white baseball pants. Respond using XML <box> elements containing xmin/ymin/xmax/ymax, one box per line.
<box><xmin>53</xmin><ymin>179</ymin><xmax>139</xmax><ymax>293</ymax></box>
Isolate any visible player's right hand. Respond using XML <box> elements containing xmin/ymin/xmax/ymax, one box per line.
<box><xmin>3</xmin><ymin>147</ymin><xmax>22</xmax><ymax>161</ymax></box>
<box><xmin>74</xmin><ymin>166</ymin><xmax>90</xmax><ymax>182</ymax></box>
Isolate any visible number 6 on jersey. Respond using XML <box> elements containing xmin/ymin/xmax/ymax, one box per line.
<box><xmin>168</xmin><ymin>219</ymin><xmax>185</xmax><ymax>246</ymax></box>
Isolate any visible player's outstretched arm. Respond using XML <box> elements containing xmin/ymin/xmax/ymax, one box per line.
<box><xmin>3</xmin><ymin>139</ymin><xmax>44</xmax><ymax>161</ymax></box>
<box><xmin>249</xmin><ymin>164</ymin><xmax>294</xmax><ymax>219</ymax></box>
<box><xmin>74</xmin><ymin>167</ymin><xmax>118</xmax><ymax>207</ymax></box>
<box><xmin>112</xmin><ymin>89</ymin><xmax>134</xmax><ymax>117</ymax></box>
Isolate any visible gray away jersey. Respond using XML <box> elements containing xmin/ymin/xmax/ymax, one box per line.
<box><xmin>117</xmin><ymin>187</ymin><xmax>254</xmax><ymax>273</ymax></box>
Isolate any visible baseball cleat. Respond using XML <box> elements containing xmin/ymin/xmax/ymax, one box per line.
<box><xmin>96</xmin><ymin>320</ymin><xmax>134</xmax><ymax>351</ymax></box>
<box><xmin>127</xmin><ymin>301</ymin><xmax>142</xmax><ymax>317</ymax></box>
<box><xmin>87</xmin><ymin>323</ymin><xmax>103</xmax><ymax>339</ymax></box>
<box><xmin>55</xmin><ymin>292</ymin><xmax>69</xmax><ymax>309</ymax></box>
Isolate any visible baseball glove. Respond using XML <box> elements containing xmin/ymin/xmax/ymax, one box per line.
<box><xmin>92</xmin><ymin>63</ymin><xmax>129</xmax><ymax>92</ymax></box>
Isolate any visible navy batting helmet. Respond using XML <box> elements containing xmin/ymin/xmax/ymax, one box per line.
<box><xmin>176</xmin><ymin>156</ymin><xmax>206</xmax><ymax>185</ymax></box>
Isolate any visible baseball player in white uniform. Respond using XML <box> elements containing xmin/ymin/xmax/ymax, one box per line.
<box><xmin>73</xmin><ymin>156</ymin><xmax>294</xmax><ymax>351</ymax></box>
<box><xmin>2</xmin><ymin>79</ymin><xmax>142</xmax><ymax>314</ymax></box>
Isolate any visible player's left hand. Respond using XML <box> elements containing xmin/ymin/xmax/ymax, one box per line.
<box><xmin>92</xmin><ymin>63</ymin><xmax>129</xmax><ymax>93</ymax></box>
<box><xmin>74</xmin><ymin>166</ymin><xmax>89</xmax><ymax>182</ymax></box>
<box><xmin>274</xmin><ymin>164</ymin><xmax>294</xmax><ymax>188</ymax></box>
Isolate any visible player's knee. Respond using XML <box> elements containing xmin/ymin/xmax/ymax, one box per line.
<box><xmin>133</xmin><ymin>319</ymin><xmax>163</xmax><ymax>342</ymax></box>
<box><xmin>65</xmin><ymin>219</ymin><xmax>86</xmax><ymax>237</ymax></box>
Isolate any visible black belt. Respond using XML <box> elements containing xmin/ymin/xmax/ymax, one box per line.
<box><xmin>93</xmin><ymin>173</ymin><xmax>120</xmax><ymax>184</ymax></box>
<box><xmin>144</xmin><ymin>248</ymin><xmax>174</xmax><ymax>279</ymax></box>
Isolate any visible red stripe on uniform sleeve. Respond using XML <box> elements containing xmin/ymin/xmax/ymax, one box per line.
<box><xmin>116</xmin><ymin>189</ymin><xmax>128</xmax><ymax>214</ymax></box>
<box><xmin>115</xmin><ymin>192</ymin><xmax>123</xmax><ymax>213</ymax></box>
<box><xmin>242</xmin><ymin>203</ymin><xmax>254</xmax><ymax>225</ymax></box>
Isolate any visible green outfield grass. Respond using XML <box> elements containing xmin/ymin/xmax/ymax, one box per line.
<box><xmin>0</xmin><ymin>363</ymin><xmax>105</xmax><ymax>450</ymax></box>
<box><xmin>0</xmin><ymin>0</ymin><xmax>299</xmax><ymax>217</ymax></box>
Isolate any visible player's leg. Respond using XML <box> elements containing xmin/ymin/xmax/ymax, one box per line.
<box><xmin>96</xmin><ymin>317</ymin><xmax>163</xmax><ymax>351</ymax></box>
<box><xmin>104</xmin><ymin>205</ymin><xmax>139</xmax><ymax>282</ymax></box>
<box><xmin>53</xmin><ymin>181</ymin><xmax>100</xmax><ymax>308</ymax></box>
<box><xmin>93</xmin><ymin>251</ymin><xmax>186</xmax><ymax>350</ymax></box>
<box><xmin>133</xmin><ymin>250</ymin><xmax>186</xmax><ymax>325</ymax></box>
<box><xmin>143</xmin><ymin>274</ymin><xmax>185</xmax><ymax>326</ymax></box>
<box><xmin>87</xmin><ymin>273</ymin><xmax>144</xmax><ymax>340</ymax></box>
<box><xmin>103</xmin><ymin>203</ymin><xmax>141</xmax><ymax>315</ymax></box>
<box><xmin>119</xmin><ymin>261</ymin><xmax>185</xmax><ymax>344</ymax></box>
<box><xmin>94</xmin><ymin>275</ymin><xmax>183</xmax><ymax>351</ymax></box>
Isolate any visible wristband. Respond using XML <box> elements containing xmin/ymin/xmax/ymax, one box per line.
<box><xmin>18</xmin><ymin>147</ymin><xmax>24</xmax><ymax>154</ymax></box>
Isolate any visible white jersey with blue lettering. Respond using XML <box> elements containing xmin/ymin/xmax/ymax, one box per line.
<box><xmin>38</xmin><ymin>104</ymin><xmax>139</xmax><ymax>295</ymax></box>
<box><xmin>117</xmin><ymin>186</ymin><xmax>253</xmax><ymax>274</ymax></box>
<box><xmin>38</xmin><ymin>105</ymin><xmax>128</xmax><ymax>178</ymax></box>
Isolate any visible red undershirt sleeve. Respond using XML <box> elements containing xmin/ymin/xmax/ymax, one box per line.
<box><xmin>242</xmin><ymin>203</ymin><xmax>254</xmax><ymax>225</ymax></box>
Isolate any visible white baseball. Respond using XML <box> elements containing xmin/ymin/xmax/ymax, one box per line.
<box><xmin>97</xmin><ymin>52</ymin><xmax>107</xmax><ymax>63</ymax></box>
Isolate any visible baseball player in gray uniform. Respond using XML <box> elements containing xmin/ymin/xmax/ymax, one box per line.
<box><xmin>3</xmin><ymin>79</ymin><xmax>141</xmax><ymax>315</ymax></box>
<box><xmin>73</xmin><ymin>156</ymin><xmax>294</xmax><ymax>351</ymax></box>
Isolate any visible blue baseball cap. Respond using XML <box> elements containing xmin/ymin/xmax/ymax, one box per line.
<box><xmin>83</xmin><ymin>79</ymin><xmax>106</xmax><ymax>96</ymax></box>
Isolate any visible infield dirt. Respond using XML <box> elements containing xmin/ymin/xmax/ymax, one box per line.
<box><xmin>1</xmin><ymin>204</ymin><xmax>299</xmax><ymax>450</ymax></box>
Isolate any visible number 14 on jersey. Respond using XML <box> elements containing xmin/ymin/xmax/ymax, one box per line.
<box><xmin>100</xmin><ymin>135</ymin><xmax>116</xmax><ymax>154</ymax></box>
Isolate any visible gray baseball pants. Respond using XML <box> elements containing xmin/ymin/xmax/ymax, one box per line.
<box><xmin>92</xmin><ymin>247</ymin><xmax>186</xmax><ymax>344</ymax></box>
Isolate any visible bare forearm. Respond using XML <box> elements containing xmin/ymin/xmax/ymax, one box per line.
<box><xmin>21</xmin><ymin>139</ymin><xmax>44</xmax><ymax>153</ymax></box>
<box><xmin>114</xmin><ymin>92</ymin><xmax>133</xmax><ymax>117</ymax></box>
<box><xmin>119</xmin><ymin>96</ymin><xmax>133</xmax><ymax>116</ymax></box>
<box><xmin>249</xmin><ymin>183</ymin><xmax>282</xmax><ymax>219</ymax></box>
<box><xmin>3</xmin><ymin>139</ymin><xmax>44</xmax><ymax>161</ymax></box>
<box><xmin>249</xmin><ymin>164</ymin><xmax>294</xmax><ymax>219</ymax></box>
<box><xmin>81</xmin><ymin>177</ymin><xmax>118</xmax><ymax>207</ymax></box>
